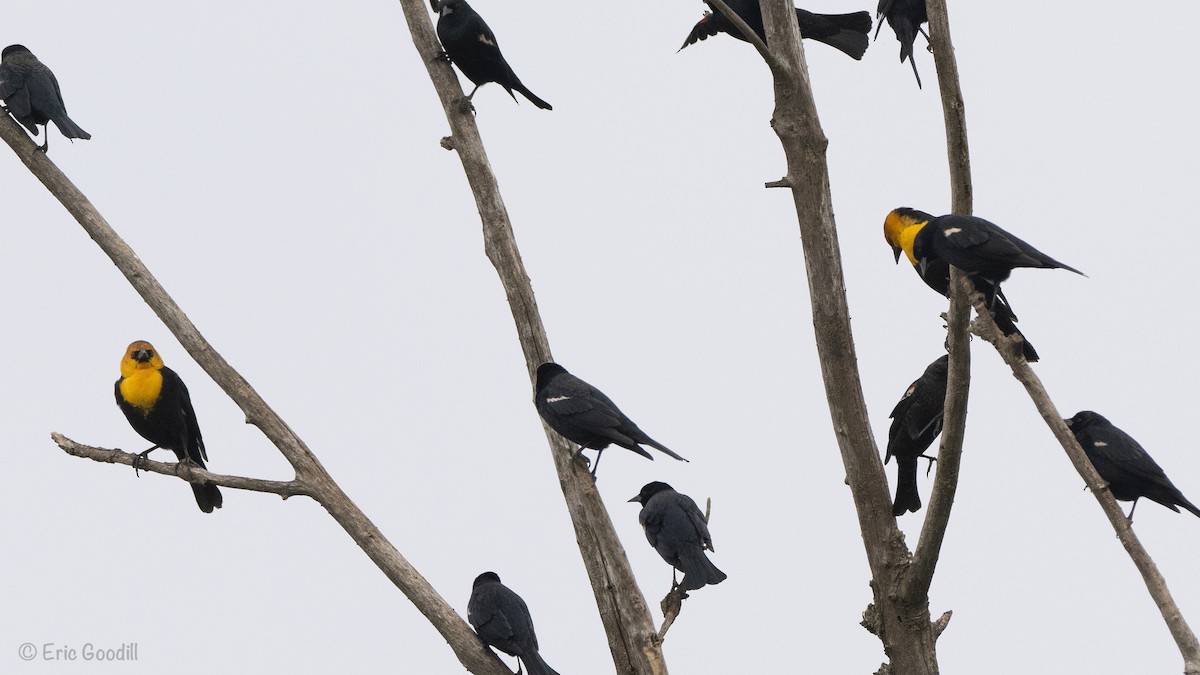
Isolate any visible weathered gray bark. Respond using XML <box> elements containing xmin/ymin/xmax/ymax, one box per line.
<box><xmin>0</xmin><ymin>114</ymin><xmax>512</xmax><ymax>675</ymax></box>
<box><xmin>395</xmin><ymin>1</ymin><xmax>667</xmax><ymax>673</ymax></box>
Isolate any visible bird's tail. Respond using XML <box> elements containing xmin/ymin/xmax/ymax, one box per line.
<box><xmin>645</xmin><ymin>438</ymin><xmax>688</xmax><ymax>463</ymax></box>
<box><xmin>679</xmin><ymin>553</ymin><xmax>727</xmax><ymax>591</ymax></box>
<box><xmin>510</xmin><ymin>82</ymin><xmax>552</xmax><ymax>111</ymax></box>
<box><xmin>52</xmin><ymin>114</ymin><xmax>90</xmax><ymax>140</ymax></box>
<box><xmin>1179</xmin><ymin>497</ymin><xmax>1200</xmax><ymax>519</ymax></box>
<box><xmin>989</xmin><ymin>301</ymin><xmax>1039</xmax><ymax>362</ymax></box>
<box><xmin>892</xmin><ymin>458</ymin><xmax>922</xmax><ymax>516</ymax></box>
<box><xmin>521</xmin><ymin>651</ymin><xmax>562</xmax><ymax>675</ymax></box>
<box><xmin>191</xmin><ymin>482</ymin><xmax>223</xmax><ymax>514</ymax></box>
<box><xmin>800</xmin><ymin>10</ymin><xmax>872</xmax><ymax>60</ymax></box>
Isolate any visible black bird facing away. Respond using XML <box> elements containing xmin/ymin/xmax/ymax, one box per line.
<box><xmin>886</xmin><ymin>354</ymin><xmax>948</xmax><ymax>516</ymax></box>
<box><xmin>680</xmin><ymin>0</ymin><xmax>872</xmax><ymax>60</ymax></box>
<box><xmin>876</xmin><ymin>0</ymin><xmax>929</xmax><ymax>87</ymax></box>
<box><xmin>468</xmin><ymin>572</ymin><xmax>561</xmax><ymax>675</ymax></box>
<box><xmin>534</xmin><ymin>362</ymin><xmax>688</xmax><ymax>476</ymax></box>
<box><xmin>884</xmin><ymin>207</ymin><xmax>1040</xmax><ymax>362</ymax></box>
<box><xmin>432</xmin><ymin>0</ymin><xmax>552</xmax><ymax>110</ymax></box>
<box><xmin>115</xmin><ymin>341</ymin><xmax>222</xmax><ymax>513</ymax></box>
<box><xmin>0</xmin><ymin>44</ymin><xmax>91</xmax><ymax>152</ymax></box>
<box><xmin>630</xmin><ymin>482</ymin><xmax>726</xmax><ymax>591</ymax></box>
<box><xmin>1065</xmin><ymin>411</ymin><xmax>1200</xmax><ymax>523</ymax></box>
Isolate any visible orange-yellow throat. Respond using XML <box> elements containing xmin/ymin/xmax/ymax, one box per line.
<box><xmin>119</xmin><ymin>340</ymin><xmax>166</xmax><ymax>415</ymax></box>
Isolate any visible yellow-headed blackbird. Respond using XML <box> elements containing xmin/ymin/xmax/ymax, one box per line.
<box><xmin>115</xmin><ymin>341</ymin><xmax>222</xmax><ymax>513</ymax></box>
<box><xmin>468</xmin><ymin>572</ymin><xmax>561</xmax><ymax>675</ymax></box>
<box><xmin>534</xmin><ymin>362</ymin><xmax>687</xmax><ymax>476</ymax></box>
<box><xmin>875</xmin><ymin>0</ymin><xmax>929</xmax><ymax>87</ymax></box>
<box><xmin>886</xmin><ymin>354</ymin><xmax>947</xmax><ymax>516</ymax></box>
<box><xmin>680</xmin><ymin>1</ymin><xmax>872</xmax><ymax>60</ymax></box>
<box><xmin>630</xmin><ymin>482</ymin><xmax>726</xmax><ymax>591</ymax></box>
<box><xmin>433</xmin><ymin>0</ymin><xmax>552</xmax><ymax>110</ymax></box>
<box><xmin>1066</xmin><ymin>411</ymin><xmax>1200</xmax><ymax>522</ymax></box>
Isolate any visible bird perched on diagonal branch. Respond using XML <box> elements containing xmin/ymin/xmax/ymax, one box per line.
<box><xmin>1066</xmin><ymin>411</ymin><xmax>1200</xmax><ymax>523</ymax></box>
<box><xmin>468</xmin><ymin>572</ymin><xmax>561</xmax><ymax>675</ymax></box>
<box><xmin>432</xmin><ymin>0</ymin><xmax>552</xmax><ymax>110</ymax></box>
<box><xmin>0</xmin><ymin>44</ymin><xmax>90</xmax><ymax>152</ymax></box>
<box><xmin>534</xmin><ymin>362</ymin><xmax>687</xmax><ymax>477</ymax></box>
<box><xmin>630</xmin><ymin>482</ymin><xmax>726</xmax><ymax>591</ymax></box>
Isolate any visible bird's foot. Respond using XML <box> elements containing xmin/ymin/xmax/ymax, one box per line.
<box><xmin>456</xmin><ymin>97</ymin><xmax>476</xmax><ymax>116</ymax></box>
<box><xmin>132</xmin><ymin>447</ymin><xmax>160</xmax><ymax>477</ymax></box>
<box><xmin>920</xmin><ymin>454</ymin><xmax>938</xmax><ymax>477</ymax></box>
<box><xmin>432</xmin><ymin>50</ymin><xmax>451</xmax><ymax>63</ymax></box>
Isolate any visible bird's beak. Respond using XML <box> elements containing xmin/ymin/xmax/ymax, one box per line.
<box><xmin>891</xmin><ymin>246</ymin><xmax>902</xmax><ymax>264</ymax></box>
<box><xmin>132</xmin><ymin>349</ymin><xmax>152</xmax><ymax>362</ymax></box>
<box><xmin>627</xmin><ymin>495</ymin><xmax>640</xmax><ymax>503</ymax></box>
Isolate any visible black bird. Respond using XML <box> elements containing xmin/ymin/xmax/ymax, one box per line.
<box><xmin>115</xmin><ymin>340</ymin><xmax>222</xmax><ymax>513</ymax></box>
<box><xmin>468</xmin><ymin>572</ymin><xmax>561</xmax><ymax>675</ymax></box>
<box><xmin>680</xmin><ymin>0</ymin><xmax>872</xmax><ymax>60</ymax></box>
<box><xmin>630</xmin><ymin>482</ymin><xmax>726</xmax><ymax>591</ymax></box>
<box><xmin>1065</xmin><ymin>411</ymin><xmax>1200</xmax><ymax>522</ymax></box>
<box><xmin>876</xmin><ymin>0</ymin><xmax>929</xmax><ymax>87</ymax></box>
<box><xmin>432</xmin><ymin>0</ymin><xmax>552</xmax><ymax>110</ymax></box>
<box><xmin>886</xmin><ymin>355</ymin><xmax>947</xmax><ymax>516</ymax></box>
<box><xmin>884</xmin><ymin>207</ymin><xmax>1040</xmax><ymax>362</ymax></box>
<box><xmin>534</xmin><ymin>362</ymin><xmax>688</xmax><ymax>476</ymax></box>
<box><xmin>0</xmin><ymin>44</ymin><xmax>90</xmax><ymax>152</ymax></box>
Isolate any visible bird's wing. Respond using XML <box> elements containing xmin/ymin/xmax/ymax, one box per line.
<box><xmin>1082</xmin><ymin>427</ymin><xmax>1169</xmax><ymax>482</ymax></box>
<box><xmin>639</xmin><ymin>505</ymin><xmax>663</xmax><ymax>548</ymax></box>
<box><xmin>161</xmin><ymin>367</ymin><xmax>208</xmax><ymax>464</ymax></box>
<box><xmin>679</xmin><ymin>494</ymin><xmax>715</xmax><ymax>551</ymax></box>
<box><xmin>931</xmin><ymin>217</ymin><xmax>994</xmax><ymax>251</ymax></box>
<box><xmin>679</xmin><ymin>12</ymin><xmax>721</xmax><ymax>50</ymax></box>
<box><xmin>0</xmin><ymin>65</ymin><xmax>16</xmax><ymax>100</ymax></box>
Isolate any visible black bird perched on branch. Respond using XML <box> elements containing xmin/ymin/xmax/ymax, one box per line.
<box><xmin>0</xmin><ymin>44</ymin><xmax>91</xmax><ymax>152</ymax></box>
<box><xmin>630</xmin><ymin>482</ymin><xmax>726</xmax><ymax>591</ymax></box>
<box><xmin>115</xmin><ymin>341</ymin><xmax>222</xmax><ymax>513</ymax></box>
<box><xmin>534</xmin><ymin>362</ymin><xmax>687</xmax><ymax>476</ymax></box>
<box><xmin>886</xmin><ymin>355</ymin><xmax>947</xmax><ymax>516</ymax></box>
<box><xmin>432</xmin><ymin>0</ymin><xmax>552</xmax><ymax>110</ymax></box>
<box><xmin>1065</xmin><ymin>411</ymin><xmax>1200</xmax><ymax>523</ymax></box>
<box><xmin>679</xmin><ymin>0</ymin><xmax>872</xmax><ymax>60</ymax></box>
<box><xmin>875</xmin><ymin>0</ymin><xmax>929</xmax><ymax>87</ymax></box>
<box><xmin>468</xmin><ymin>572</ymin><xmax>561</xmax><ymax>675</ymax></box>
<box><xmin>884</xmin><ymin>207</ymin><xmax>1040</xmax><ymax>362</ymax></box>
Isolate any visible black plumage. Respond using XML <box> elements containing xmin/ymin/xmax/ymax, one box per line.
<box><xmin>468</xmin><ymin>572</ymin><xmax>560</xmax><ymax>675</ymax></box>
<box><xmin>875</xmin><ymin>0</ymin><xmax>929</xmax><ymax>87</ymax></box>
<box><xmin>433</xmin><ymin>0</ymin><xmax>552</xmax><ymax>110</ymax></box>
<box><xmin>115</xmin><ymin>341</ymin><xmax>222</xmax><ymax>513</ymax></box>
<box><xmin>630</xmin><ymin>482</ymin><xmax>726</xmax><ymax>591</ymax></box>
<box><xmin>534</xmin><ymin>362</ymin><xmax>687</xmax><ymax>476</ymax></box>
<box><xmin>680</xmin><ymin>0</ymin><xmax>872</xmax><ymax>60</ymax></box>
<box><xmin>884</xmin><ymin>207</ymin><xmax>1040</xmax><ymax>362</ymax></box>
<box><xmin>886</xmin><ymin>355</ymin><xmax>947</xmax><ymax>515</ymax></box>
<box><xmin>910</xmin><ymin>212</ymin><xmax>1084</xmax><ymax>286</ymax></box>
<box><xmin>0</xmin><ymin>44</ymin><xmax>90</xmax><ymax>152</ymax></box>
<box><xmin>1066</xmin><ymin>411</ymin><xmax>1200</xmax><ymax>522</ymax></box>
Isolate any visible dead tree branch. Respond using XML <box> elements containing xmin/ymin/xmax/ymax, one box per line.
<box><xmin>0</xmin><ymin>111</ymin><xmax>510</xmax><ymax>675</ymax></box>
<box><xmin>395</xmin><ymin>1</ymin><xmax>665</xmax><ymax>672</ymax></box>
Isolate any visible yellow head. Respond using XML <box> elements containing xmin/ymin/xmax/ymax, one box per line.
<box><xmin>883</xmin><ymin>208</ymin><xmax>931</xmax><ymax>265</ymax></box>
<box><xmin>120</xmin><ymin>340</ymin><xmax>165</xmax><ymax>378</ymax></box>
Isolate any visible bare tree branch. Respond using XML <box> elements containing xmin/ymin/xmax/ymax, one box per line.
<box><xmin>968</xmin><ymin>297</ymin><xmax>1200</xmax><ymax>675</ymax></box>
<box><xmin>757</xmin><ymin>1</ymin><xmax>939</xmax><ymax>671</ymax></box>
<box><xmin>50</xmin><ymin>433</ymin><xmax>313</xmax><ymax>499</ymax></box>
<box><xmin>0</xmin><ymin>111</ymin><xmax>510</xmax><ymax>675</ymax></box>
<box><xmin>394</xmin><ymin>1</ymin><xmax>666</xmax><ymax>672</ymax></box>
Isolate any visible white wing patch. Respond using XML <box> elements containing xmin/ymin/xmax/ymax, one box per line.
<box><xmin>1093</xmin><ymin>441</ymin><xmax>1108</xmax><ymax>447</ymax></box>
<box><xmin>546</xmin><ymin>395</ymin><xmax>572</xmax><ymax>403</ymax></box>
<box><xmin>942</xmin><ymin>227</ymin><xmax>962</xmax><ymax>236</ymax></box>
<box><xmin>477</xmin><ymin>33</ymin><xmax>495</xmax><ymax>46</ymax></box>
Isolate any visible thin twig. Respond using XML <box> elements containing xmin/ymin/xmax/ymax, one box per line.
<box><xmin>705</xmin><ymin>0</ymin><xmax>778</xmax><ymax>68</ymax></box>
<box><xmin>51</xmin><ymin>433</ymin><xmax>313</xmax><ymax>499</ymax></box>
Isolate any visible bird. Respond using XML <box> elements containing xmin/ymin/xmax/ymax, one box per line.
<box><xmin>679</xmin><ymin>1</ymin><xmax>873</xmax><ymax>60</ymax></box>
<box><xmin>534</xmin><ymin>362</ymin><xmax>687</xmax><ymax>476</ymax></box>
<box><xmin>115</xmin><ymin>340</ymin><xmax>222</xmax><ymax>513</ymax></box>
<box><xmin>467</xmin><ymin>572</ymin><xmax>561</xmax><ymax>675</ymax></box>
<box><xmin>883</xmin><ymin>207</ymin><xmax>1040</xmax><ymax>362</ymax></box>
<box><xmin>432</xmin><ymin>0</ymin><xmax>552</xmax><ymax>110</ymax></box>
<box><xmin>629</xmin><ymin>482</ymin><xmax>726</xmax><ymax>591</ymax></box>
<box><xmin>1065</xmin><ymin>411</ymin><xmax>1200</xmax><ymax>523</ymax></box>
<box><xmin>886</xmin><ymin>354</ymin><xmax>947</xmax><ymax>515</ymax></box>
<box><xmin>0</xmin><ymin>44</ymin><xmax>90</xmax><ymax>152</ymax></box>
<box><xmin>875</xmin><ymin>0</ymin><xmax>929</xmax><ymax>87</ymax></box>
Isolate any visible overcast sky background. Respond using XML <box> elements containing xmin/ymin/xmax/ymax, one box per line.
<box><xmin>2</xmin><ymin>1</ymin><xmax>1198</xmax><ymax>673</ymax></box>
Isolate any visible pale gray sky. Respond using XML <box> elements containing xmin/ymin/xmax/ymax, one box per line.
<box><xmin>3</xmin><ymin>1</ymin><xmax>1199</xmax><ymax>673</ymax></box>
